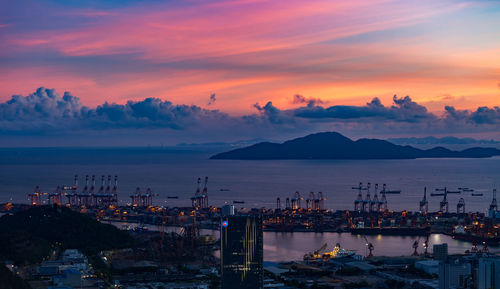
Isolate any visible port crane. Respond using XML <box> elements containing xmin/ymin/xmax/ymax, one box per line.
<box><xmin>419</xmin><ymin>187</ymin><xmax>428</xmax><ymax>213</ymax></box>
<box><xmin>306</xmin><ymin>192</ymin><xmax>315</xmax><ymax>210</ymax></box>
<box><xmin>304</xmin><ymin>243</ymin><xmax>328</xmax><ymax>260</ymax></box>
<box><xmin>380</xmin><ymin>183</ymin><xmax>401</xmax><ymax>194</ymax></box>
<box><xmin>82</xmin><ymin>175</ymin><xmax>89</xmax><ymax>194</ymax></box>
<box><xmin>190</xmin><ymin>177</ymin><xmax>201</xmax><ymax>208</ymax></box>
<box><xmin>490</xmin><ymin>189</ymin><xmax>498</xmax><ymax>212</ymax></box>
<box><xmin>112</xmin><ymin>175</ymin><xmax>118</xmax><ymax>194</ymax></box>
<box><xmin>353</xmin><ymin>182</ymin><xmax>363</xmax><ymax>211</ymax></box>
<box><xmin>28</xmin><ymin>186</ymin><xmax>44</xmax><ymax>205</ymax></box>
<box><xmin>457</xmin><ymin>198</ymin><xmax>465</xmax><ymax>214</ymax></box>
<box><xmin>471</xmin><ymin>241</ymin><xmax>479</xmax><ymax>253</ymax></box>
<box><xmin>380</xmin><ymin>184</ymin><xmax>389</xmax><ymax>211</ymax></box>
<box><xmin>105</xmin><ymin>175</ymin><xmax>111</xmax><ymax>194</ymax></box>
<box><xmin>89</xmin><ymin>175</ymin><xmax>95</xmax><ymax>194</ymax></box>
<box><xmin>362</xmin><ymin>183</ymin><xmax>371</xmax><ymax>212</ymax></box>
<box><xmin>292</xmin><ymin>191</ymin><xmax>303</xmax><ymax>210</ymax></box>
<box><xmin>98</xmin><ymin>175</ymin><xmax>105</xmax><ymax>194</ymax></box>
<box><xmin>412</xmin><ymin>237</ymin><xmax>420</xmax><ymax>256</ymax></box>
<box><xmin>317</xmin><ymin>192</ymin><xmax>326</xmax><ymax>211</ymax></box>
<box><xmin>201</xmin><ymin>176</ymin><xmax>209</xmax><ymax>208</ymax></box>
<box><xmin>315</xmin><ymin>243</ymin><xmax>328</xmax><ymax>256</ymax></box>
<box><xmin>370</xmin><ymin>184</ymin><xmax>379</xmax><ymax>212</ymax></box>
<box><xmin>433</xmin><ymin>188</ymin><xmax>449</xmax><ymax>213</ymax></box>
<box><xmin>481</xmin><ymin>242</ymin><xmax>489</xmax><ymax>253</ymax></box>
<box><xmin>190</xmin><ymin>177</ymin><xmax>209</xmax><ymax>209</ymax></box>
<box><xmin>364</xmin><ymin>236</ymin><xmax>374</xmax><ymax>257</ymax></box>
<box><xmin>423</xmin><ymin>236</ymin><xmax>430</xmax><ymax>257</ymax></box>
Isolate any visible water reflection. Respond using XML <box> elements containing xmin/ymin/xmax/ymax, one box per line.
<box><xmin>110</xmin><ymin>221</ymin><xmax>499</xmax><ymax>262</ymax></box>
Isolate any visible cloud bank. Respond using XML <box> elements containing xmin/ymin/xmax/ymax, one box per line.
<box><xmin>2</xmin><ymin>0</ymin><xmax>500</xmax><ymax>113</ymax></box>
<box><xmin>1</xmin><ymin>88</ymin><xmax>499</xmax><ymax>145</ymax></box>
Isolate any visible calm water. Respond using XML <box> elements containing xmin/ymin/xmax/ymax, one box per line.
<box><xmin>1</xmin><ymin>148</ymin><xmax>499</xmax><ymax>214</ymax></box>
<box><xmin>2</xmin><ymin>148</ymin><xmax>500</xmax><ymax>261</ymax></box>
<box><xmin>112</xmin><ymin>222</ymin><xmax>500</xmax><ymax>261</ymax></box>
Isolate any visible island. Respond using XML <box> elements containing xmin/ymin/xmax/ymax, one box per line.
<box><xmin>210</xmin><ymin>132</ymin><xmax>500</xmax><ymax>160</ymax></box>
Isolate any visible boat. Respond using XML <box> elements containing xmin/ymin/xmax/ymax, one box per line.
<box><xmin>471</xmin><ymin>193</ymin><xmax>483</xmax><ymax>197</ymax></box>
<box><xmin>459</xmin><ymin>187</ymin><xmax>474</xmax><ymax>192</ymax></box>
<box><xmin>447</xmin><ymin>190</ymin><xmax>461</xmax><ymax>194</ymax></box>
<box><xmin>219</xmin><ymin>189</ymin><xmax>230</xmax><ymax>191</ymax></box>
<box><xmin>233</xmin><ymin>200</ymin><xmax>245</xmax><ymax>204</ymax></box>
<box><xmin>384</xmin><ymin>190</ymin><xmax>401</xmax><ymax>194</ymax></box>
<box><xmin>304</xmin><ymin>243</ymin><xmax>356</xmax><ymax>261</ymax></box>
<box><xmin>430</xmin><ymin>193</ymin><xmax>444</xmax><ymax>196</ymax></box>
<box><xmin>452</xmin><ymin>233</ymin><xmax>500</xmax><ymax>246</ymax></box>
<box><xmin>167</xmin><ymin>196</ymin><xmax>179</xmax><ymax>199</ymax></box>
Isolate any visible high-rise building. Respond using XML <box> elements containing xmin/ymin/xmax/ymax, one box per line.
<box><xmin>439</xmin><ymin>257</ymin><xmax>471</xmax><ymax>289</ymax></box>
<box><xmin>220</xmin><ymin>215</ymin><xmax>263</xmax><ymax>289</ymax></box>
<box><xmin>434</xmin><ymin>244</ymin><xmax>448</xmax><ymax>261</ymax></box>
<box><xmin>477</xmin><ymin>257</ymin><xmax>500</xmax><ymax>289</ymax></box>
<box><xmin>222</xmin><ymin>204</ymin><xmax>235</xmax><ymax>216</ymax></box>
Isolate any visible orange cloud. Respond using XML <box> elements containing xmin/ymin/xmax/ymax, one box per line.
<box><xmin>1</xmin><ymin>0</ymin><xmax>499</xmax><ymax>114</ymax></box>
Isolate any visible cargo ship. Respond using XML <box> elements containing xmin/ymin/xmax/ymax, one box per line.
<box><xmin>451</xmin><ymin>232</ymin><xmax>500</xmax><ymax>246</ymax></box>
<box><xmin>304</xmin><ymin>243</ymin><xmax>356</xmax><ymax>261</ymax></box>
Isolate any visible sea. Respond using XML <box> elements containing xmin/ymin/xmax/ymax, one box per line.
<box><xmin>1</xmin><ymin>147</ymin><xmax>499</xmax><ymax>260</ymax></box>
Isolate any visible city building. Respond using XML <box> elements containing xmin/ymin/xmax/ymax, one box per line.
<box><xmin>52</xmin><ymin>268</ymin><xmax>82</xmax><ymax>287</ymax></box>
<box><xmin>415</xmin><ymin>260</ymin><xmax>439</xmax><ymax>275</ymax></box>
<box><xmin>220</xmin><ymin>215</ymin><xmax>263</xmax><ymax>289</ymax></box>
<box><xmin>221</xmin><ymin>204</ymin><xmax>235</xmax><ymax>216</ymax></box>
<box><xmin>477</xmin><ymin>256</ymin><xmax>500</xmax><ymax>289</ymax></box>
<box><xmin>434</xmin><ymin>244</ymin><xmax>448</xmax><ymax>261</ymax></box>
<box><xmin>439</xmin><ymin>257</ymin><xmax>471</xmax><ymax>289</ymax></box>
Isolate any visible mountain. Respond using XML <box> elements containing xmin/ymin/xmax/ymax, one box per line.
<box><xmin>210</xmin><ymin>132</ymin><xmax>500</xmax><ymax>160</ymax></box>
<box><xmin>388</xmin><ymin>136</ymin><xmax>499</xmax><ymax>146</ymax></box>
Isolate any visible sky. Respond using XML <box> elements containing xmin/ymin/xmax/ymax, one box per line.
<box><xmin>1</xmin><ymin>0</ymin><xmax>500</xmax><ymax>146</ymax></box>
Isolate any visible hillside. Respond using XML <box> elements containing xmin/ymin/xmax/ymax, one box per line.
<box><xmin>0</xmin><ymin>205</ymin><xmax>136</xmax><ymax>265</ymax></box>
<box><xmin>210</xmin><ymin>132</ymin><xmax>500</xmax><ymax>160</ymax></box>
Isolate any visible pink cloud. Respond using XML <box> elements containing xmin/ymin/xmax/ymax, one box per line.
<box><xmin>1</xmin><ymin>0</ymin><xmax>499</xmax><ymax>114</ymax></box>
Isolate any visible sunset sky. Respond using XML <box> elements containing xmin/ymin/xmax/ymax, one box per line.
<box><xmin>1</xmin><ymin>0</ymin><xmax>499</xmax><ymax>146</ymax></box>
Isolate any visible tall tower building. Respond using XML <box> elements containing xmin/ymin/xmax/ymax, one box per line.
<box><xmin>220</xmin><ymin>215</ymin><xmax>263</xmax><ymax>289</ymax></box>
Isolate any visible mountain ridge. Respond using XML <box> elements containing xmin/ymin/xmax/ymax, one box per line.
<box><xmin>210</xmin><ymin>132</ymin><xmax>500</xmax><ymax>160</ymax></box>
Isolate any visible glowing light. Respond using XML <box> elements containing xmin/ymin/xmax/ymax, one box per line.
<box><xmin>222</xmin><ymin>220</ymin><xmax>228</xmax><ymax>228</ymax></box>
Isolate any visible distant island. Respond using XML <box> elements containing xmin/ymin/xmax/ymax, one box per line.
<box><xmin>210</xmin><ymin>132</ymin><xmax>500</xmax><ymax>160</ymax></box>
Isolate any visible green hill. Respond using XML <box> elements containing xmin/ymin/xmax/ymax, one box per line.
<box><xmin>0</xmin><ymin>205</ymin><xmax>136</xmax><ymax>265</ymax></box>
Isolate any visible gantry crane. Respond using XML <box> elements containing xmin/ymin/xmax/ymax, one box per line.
<box><xmin>362</xmin><ymin>183</ymin><xmax>371</xmax><ymax>212</ymax></box>
<box><xmin>353</xmin><ymin>182</ymin><xmax>363</xmax><ymax>211</ymax></box>
<box><xmin>457</xmin><ymin>198</ymin><xmax>465</xmax><ymax>214</ymax></box>
<box><xmin>423</xmin><ymin>236</ymin><xmax>430</xmax><ymax>257</ymax></box>
<box><xmin>412</xmin><ymin>237</ymin><xmax>420</xmax><ymax>256</ymax></box>
<box><xmin>364</xmin><ymin>236</ymin><xmax>374</xmax><ymax>257</ymax></box>
<box><xmin>419</xmin><ymin>187</ymin><xmax>428</xmax><ymax>213</ymax></box>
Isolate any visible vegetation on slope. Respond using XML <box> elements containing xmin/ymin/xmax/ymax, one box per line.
<box><xmin>0</xmin><ymin>265</ymin><xmax>31</xmax><ymax>289</ymax></box>
<box><xmin>0</xmin><ymin>205</ymin><xmax>136</xmax><ymax>265</ymax></box>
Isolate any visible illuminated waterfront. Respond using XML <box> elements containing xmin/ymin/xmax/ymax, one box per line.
<box><xmin>111</xmin><ymin>222</ymin><xmax>500</xmax><ymax>262</ymax></box>
<box><xmin>1</xmin><ymin>149</ymin><xmax>499</xmax><ymax>213</ymax></box>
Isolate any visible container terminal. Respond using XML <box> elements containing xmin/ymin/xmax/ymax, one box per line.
<box><xmin>3</xmin><ymin>176</ymin><xmax>500</xmax><ymax>252</ymax></box>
